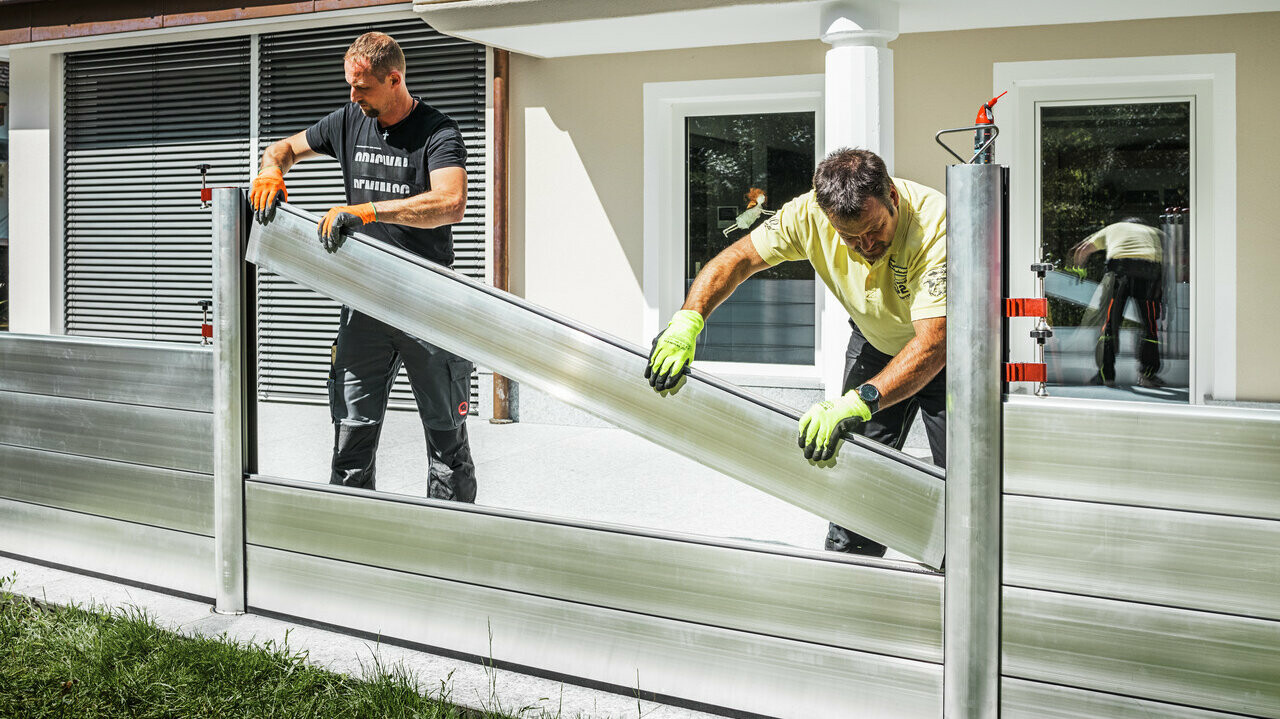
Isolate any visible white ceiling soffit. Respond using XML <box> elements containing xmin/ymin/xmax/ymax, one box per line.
<box><xmin>413</xmin><ymin>0</ymin><xmax>1280</xmax><ymax>57</ymax></box>
<box><xmin>414</xmin><ymin>0</ymin><xmax>828</xmax><ymax>58</ymax></box>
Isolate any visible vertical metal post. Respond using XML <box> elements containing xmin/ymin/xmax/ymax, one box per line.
<box><xmin>212</xmin><ymin>187</ymin><xmax>246</xmax><ymax>614</ymax></box>
<box><xmin>944</xmin><ymin>163</ymin><xmax>1003</xmax><ymax>718</ymax></box>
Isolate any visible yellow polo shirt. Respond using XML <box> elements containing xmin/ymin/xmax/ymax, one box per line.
<box><xmin>751</xmin><ymin>178</ymin><xmax>947</xmax><ymax>355</ymax></box>
<box><xmin>1086</xmin><ymin>222</ymin><xmax>1163</xmax><ymax>262</ymax></box>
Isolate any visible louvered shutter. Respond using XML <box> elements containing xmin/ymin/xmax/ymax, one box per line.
<box><xmin>256</xmin><ymin>21</ymin><xmax>486</xmax><ymax>407</ymax></box>
<box><xmin>64</xmin><ymin>38</ymin><xmax>250</xmax><ymax>343</ymax></box>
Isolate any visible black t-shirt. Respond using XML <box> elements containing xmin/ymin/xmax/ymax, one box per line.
<box><xmin>305</xmin><ymin>99</ymin><xmax>467</xmax><ymax>266</ymax></box>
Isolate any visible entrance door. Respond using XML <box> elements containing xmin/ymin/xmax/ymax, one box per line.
<box><xmin>1037</xmin><ymin>100</ymin><xmax>1192</xmax><ymax>402</ymax></box>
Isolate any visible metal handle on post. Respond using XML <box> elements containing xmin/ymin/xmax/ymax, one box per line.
<box><xmin>935</xmin><ymin>125</ymin><xmax>1001</xmax><ymax>165</ymax></box>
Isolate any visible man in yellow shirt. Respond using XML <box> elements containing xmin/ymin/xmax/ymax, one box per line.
<box><xmin>645</xmin><ymin>148</ymin><xmax>947</xmax><ymax>557</ymax></box>
<box><xmin>1070</xmin><ymin>218</ymin><xmax>1165</xmax><ymax>388</ymax></box>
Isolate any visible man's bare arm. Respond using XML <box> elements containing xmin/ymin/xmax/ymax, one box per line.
<box><xmin>1071</xmin><ymin>237</ymin><xmax>1100</xmax><ymax>266</ymax></box>
<box><xmin>368</xmin><ymin>167</ymin><xmax>467</xmax><ymax>229</ymax></box>
<box><xmin>260</xmin><ymin>131</ymin><xmax>318</xmax><ymax>174</ymax></box>
<box><xmin>682</xmin><ymin>234</ymin><xmax>774</xmax><ymax>317</ymax></box>
<box><xmin>865</xmin><ymin>316</ymin><xmax>946</xmax><ymax>409</ymax></box>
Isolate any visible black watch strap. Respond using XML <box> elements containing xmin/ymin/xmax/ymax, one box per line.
<box><xmin>855</xmin><ymin>383</ymin><xmax>881</xmax><ymax>415</ymax></box>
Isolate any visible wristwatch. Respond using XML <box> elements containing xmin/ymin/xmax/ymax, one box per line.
<box><xmin>855</xmin><ymin>383</ymin><xmax>881</xmax><ymax>415</ymax></box>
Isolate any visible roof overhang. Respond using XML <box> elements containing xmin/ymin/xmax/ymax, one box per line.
<box><xmin>413</xmin><ymin>0</ymin><xmax>1280</xmax><ymax>57</ymax></box>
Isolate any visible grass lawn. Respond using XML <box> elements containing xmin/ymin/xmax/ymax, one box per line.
<box><xmin>0</xmin><ymin>573</ymin><xmax>565</xmax><ymax>719</ymax></box>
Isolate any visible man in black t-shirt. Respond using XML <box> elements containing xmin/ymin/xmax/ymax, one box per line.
<box><xmin>249</xmin><ymin>31</ymin><xmax>476</xmax><ymax>502</ymax></box>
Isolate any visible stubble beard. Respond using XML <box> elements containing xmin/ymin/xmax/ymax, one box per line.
<box><xmin>855</xmin><ymin>245</ymin><xmax>888</xmax><ymax>262</ymax></box>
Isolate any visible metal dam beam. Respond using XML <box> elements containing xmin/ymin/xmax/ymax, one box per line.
<box><xmin>247</xmin><ymin>202</ymin><xmax>947</xmax><ymax>567</ymax></box>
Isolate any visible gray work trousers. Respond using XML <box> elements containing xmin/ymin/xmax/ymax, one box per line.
<box><xmin>328</xmin><ymin>307</ymin><xmax>476</xmax><ymax>502</ymax></box>
<box><xmin>826</xmin><ymin>321</ymin><xmax>947</xmax><ymax>557</ymax></box>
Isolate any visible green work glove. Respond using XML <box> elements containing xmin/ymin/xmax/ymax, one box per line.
<box><xmin>798</xmin><ymin>391</ymin><xmax>873</xmax><ymax>462</ymax></box>
<box><xmin>645</xmin><ymin>310</ymin><xmax>704</xmax><ymax>391</ymax></box>
<box><xmin>1066</xmin><ymin>266</ymin><xmax>1087</xmax><ymax>283</ymax></box>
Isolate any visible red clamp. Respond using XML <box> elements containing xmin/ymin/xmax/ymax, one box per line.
<box><xmin>198</xmin><ymin>300</ymin><xmax>213</xmax><ymax>345</ymax></box>
<box><xmin>1005</xmin><ymin>363</ymin><xmax>1046</xmax><ymax>383</ymax></box>
<box><xmin>1005</xmin><ymin>298</ymin><xmax>1048</xmax><ymax>318</ymax></box>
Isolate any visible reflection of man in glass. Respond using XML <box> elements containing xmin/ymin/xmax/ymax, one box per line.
<box><xmin>645</xmin><ymin>148</ymin><xmax>947</xmax><ymax>557</ymax></box>
<box><xmin>1070</xmin><ymin>217</ymin><xmax>1165</xmax><ymax>388</ymax></box>
<box><xmin>247</xmin><ymin>32</ymin><xmax>476</xmax><ymax>501</ymax></box>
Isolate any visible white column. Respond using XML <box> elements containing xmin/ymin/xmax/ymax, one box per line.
<box><xmin>818</xmin><ymin>1</ymin><xmax>898</xmax><ymax>397</ymax></box>
<box><xmin>8</xmin><ymin>47</ymin><xmax>61</xmax><ymax>335</ymax></box>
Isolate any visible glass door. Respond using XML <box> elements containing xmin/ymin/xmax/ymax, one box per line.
<box><xmin>684</xmin><ymin>111</ymin><xmax>816</xmax><ymax>365</ymax></box>
<box><xmin>1038</xmin><ymin>100</ymin><xmax>1192</xmax><ymax>403</ymax></box>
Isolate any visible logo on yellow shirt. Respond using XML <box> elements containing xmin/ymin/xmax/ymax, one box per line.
<box><xmin>889</xmin><ymin>257</ymin><xmax>910</xmax><ymax>299</ymax></box>
<box><xmin>922</xmin><ymin>266</ymin><xmax>947</xmax><ymax>298</ymax></box>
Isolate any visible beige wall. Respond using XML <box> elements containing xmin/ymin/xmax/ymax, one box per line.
<box><xmin>895</xmin><ymin>12</ymin><xmax>1280</xmax><ymax>401</ymax></box>
<box><xmin>510</xmin><ymin>11</ymin><xmax>1279</xmax><ymax>399</ymax></box>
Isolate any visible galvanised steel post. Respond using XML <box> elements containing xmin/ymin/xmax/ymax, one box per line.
<box><xmin>944</xmin><ymin>163</ymin><xmax>1004</xmax><ymax>718</ymax></box>
<box><xmin>212</xmin><ymin>187</ymin><xmax>246</xmax><ymax>615</ymax></box>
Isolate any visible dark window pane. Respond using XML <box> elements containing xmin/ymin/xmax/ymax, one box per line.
<box><xmin>685</xmin><ymin>112</ymin><xmax>815</xmax><ymax>364</ymax></box>
<box><xmin>1039</xmin><ymin>101</ymin><xmax>1191</xmax><ymax>402</ymax></box>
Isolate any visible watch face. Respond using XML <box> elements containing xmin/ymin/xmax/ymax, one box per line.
<box><xmin>859</xmin><ymin>384</ymin><xmax>880</xmax><ymax>403</ymax></box>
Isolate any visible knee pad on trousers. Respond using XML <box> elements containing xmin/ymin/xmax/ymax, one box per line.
<box><xmin>331</xmin><ymin>422</ymin><xmax>379</xmax><ymax>490</ymax></box>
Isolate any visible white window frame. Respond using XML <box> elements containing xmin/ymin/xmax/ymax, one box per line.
<box><xmin>995</xmin><ymin>54</ymin><xmax>1236</xmax><ymax>403</ymax></box>
<box><xmin>643</xmin><ymin>74</ymin><xmax>825</xmax><ymax>387</ymax></box>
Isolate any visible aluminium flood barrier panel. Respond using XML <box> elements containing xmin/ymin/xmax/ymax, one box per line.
<box><xmin>245</xmin><ymin>201</ymin><xmax>948</xmax><ymax>568</ymax></box>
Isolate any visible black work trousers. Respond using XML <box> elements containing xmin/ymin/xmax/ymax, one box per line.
<box><xmin>328</xmin><ymin>307</ymin><xmax>476</xmax><ymax>502</ymax></box>
<box><xmin>826</xmin><ymin>321</ymin><xmax>946</xmax><ymax>557</ymax></box>
<box><xmin>1095</xmin><ymin>258</ymin><xmax>1163</xmax><ymax>382</ymax></box>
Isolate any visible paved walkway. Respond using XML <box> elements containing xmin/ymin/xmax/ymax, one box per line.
<box><xmin>258</xmin><ymin>401</ymin><xmax>934</xmax><ymax>557</ymax></box>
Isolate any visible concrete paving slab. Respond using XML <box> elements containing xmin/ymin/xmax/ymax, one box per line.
<box><xmin>0</xmin><ymin>555</ymin><xmax>724</xmax><ymax>719</ymax></box>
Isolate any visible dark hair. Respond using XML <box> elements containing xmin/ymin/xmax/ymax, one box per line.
<box><xmin>346</xmin><ymin>32</ymin><xmax>407</xmax><ymax>80</ymax></box>
<box><xmin>812</xmin><ymin>148</ymin><xmax>894</xmax><ymax>221</ymax></box>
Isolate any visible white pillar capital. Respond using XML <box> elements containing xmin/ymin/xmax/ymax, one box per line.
<box><xmin>820</xmin><ymin>0</ymin><xmax>899</xmax><ymax>47</ymax></box>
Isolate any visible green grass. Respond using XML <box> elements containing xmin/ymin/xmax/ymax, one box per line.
<box><xmin>0</xmin><ymin>573</ymin><xmax>600</xmax><ymax>719</ymax></box>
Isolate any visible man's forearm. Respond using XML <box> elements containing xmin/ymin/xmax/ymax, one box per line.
<box><xmin>866</xmin><ymin>320</ymin><xmax>946</xmax><ymax>409</ymax></box>
<box><xmin>260</xmin><ymin>140</ymin><xmax>299</xmax><ymax>174</ymax></box>
<box><xmin>368</xmin><ymin>190</ymin><xmax>466</xmax><ymax>229</ymax></box>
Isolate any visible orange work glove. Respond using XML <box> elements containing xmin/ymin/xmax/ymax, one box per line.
<box><xmin>250</xmin><ymin>166</ymin><xmax>288</xmax><ymax>225</ymax></box>
<box><xmin>317</xmin><ymin>202</ymin><xmax>378</xmax><ymax>253</ymax></box>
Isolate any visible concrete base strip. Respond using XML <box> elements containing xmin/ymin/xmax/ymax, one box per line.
<box><xmin>0</xmin><ymin>556</ymin><xmax>721</xmax><ymax>719</ymax></box>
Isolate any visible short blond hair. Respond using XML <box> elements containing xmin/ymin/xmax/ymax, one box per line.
<box><xmin>345</xmin><ymin>32</ymin><xmax>406</xmax><ymax>80</ymax></box>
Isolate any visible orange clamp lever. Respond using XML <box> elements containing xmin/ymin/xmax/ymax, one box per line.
<box><xmin>1005</xmin><ymin>363</ymin><xmax>1047</xmax><ymax>383</ymax></box>
<box><xmin>1005</xmin><ymin>298</ymin><xmax>1048</xmax><ymax>317</ymax></box>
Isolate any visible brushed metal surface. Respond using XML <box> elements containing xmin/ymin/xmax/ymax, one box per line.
<box><xmin>0</xmin><ymin>333</ymin><xmax>213</xmax><ymax>412</ymax></box>
<box><xmin>944</xmin><ymin>163</ymin><xmax>1004</xmax><ymax>719</ymax></box>
<box><xmin>1006</xmin><ymin>396</ymin><xmax>1280</xmax><ymax>519</ymax></box>
<box><xmin>247</xmin><ymin>544</ymin><xmax>943</xmax><ymax>719</ymax></box>
<box><xmin>0</xmin><ymin>391</ymin><xmax>213</xmax><ymax>474</ymax></box>
<box><xmin>246</xmin><ymin>478</ymin><xmax>943</xmax><ymax>661</ymax></box>
<box><xmin>1003</xmin><ymin>678</ymin><xmax>1256</xmax><ymax>719</ymax></box>
<box><xmin>0</xmin><ymin>498</ymin><xmax>214</xmax><ymax>598</ymax></box>
<box><xmin>212</xmin><ymin>187</ymin><xmax>246</xmax><ymax>614</ymax></box>
<box><xmin>248</xmin><ymin>203</ymin><xmax>945</xmax><ymax>567</ymax></box>
<box><xmin>1005</xmin><ymin>494</ymin><xmax>1280</xmax><ymax>620</ymax></box>
<box><xmin>0</xmin><ymin>444</ymin><xmax>212</xmax><ymax>535</ymax></box>
<box><xmin>1003</xmin><ymin>586</ymin><xmax>1280</xmax><ymax>717</ymax></box>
